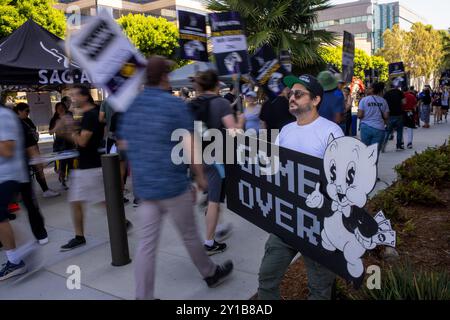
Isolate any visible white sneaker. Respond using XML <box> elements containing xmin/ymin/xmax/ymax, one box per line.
<box><xmin>215</xmin><ymin>223</ymin><xmax>233</xmax><ymax>242</ymax></box>
<box><xmin>43</xmin><ymin>189</ymin><xmax>60</xmax><ymax>198</ymax></box>
<box><xmin>38</xmin><ymin>238</ymin><xmax>49</xmax><ymax>245</ymax></box>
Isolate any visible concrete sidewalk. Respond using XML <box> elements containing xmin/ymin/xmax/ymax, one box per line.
<box><xmin>1</xmin><ymin>120</ymin><xmax>449</xmax><ymax>300</ymax></box>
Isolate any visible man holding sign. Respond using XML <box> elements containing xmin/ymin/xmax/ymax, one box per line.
<box><xmin>258</xmin><ymin>74</ymin><xmax>344</xmax><ymax>300</ymax></box>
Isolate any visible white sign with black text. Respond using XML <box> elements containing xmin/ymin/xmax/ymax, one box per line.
<box><xmin>67</xmin><ymin>11</ymin><xmax>146</xmax><ymax>112</ymax></box>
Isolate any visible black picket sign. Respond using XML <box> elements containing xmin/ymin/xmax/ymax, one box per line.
<box><xmin>225</xmin><ymin>134</ymin><xmax>396</xmax><ymax>287</ymax></box>
<box><xmin>177</xmin><ymin>11</ymin><xmax>208</xmax><ymax>62</ymax></box>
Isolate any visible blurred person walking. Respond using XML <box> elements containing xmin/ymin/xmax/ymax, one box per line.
<box><xmin>119</xmin><ymin>56</ymin><xmax>233</xmax><ymax>300</ymax></box>
<box><xmin>14</xmin><ymin>103</ymin><xmax>60</xmax><ymax>197</ymax></box>
<box><xmin>190</xmin><ymin>70</ymin><xmax>238</xmax><ymax>255</ymax></box>
<box><xmin>60</xmin><ymin>85</ymin><xmax>105</xmax><ymax>251</ymax></box>
<box><xmin>0</xmin><ymin>104</ymin><xmax>30</xmax><ymax>280</ymax></box>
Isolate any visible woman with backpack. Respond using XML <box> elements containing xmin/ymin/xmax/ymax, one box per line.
<box><xmin>189</xmin><ymin>70</ymin><xmax>238</xmax><ymax>255</ymax></box>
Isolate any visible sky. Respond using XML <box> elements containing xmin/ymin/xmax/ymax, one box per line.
<box><xmin>331</xmin><ymin>0</ymin><xmax>450</xmax><ymax>30</ymax></box>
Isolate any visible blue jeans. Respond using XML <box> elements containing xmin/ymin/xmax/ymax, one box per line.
<box><xmin>420</xmin><ymin>105</ymin><xmax>431</xmax><ymax>124</ymax></box>
<box><xmin>384</xmin><ymin>115</ymin><xmax>404</xmax><ymax>148</ymax></box>
<box><xmin>360</xmin><ymin>123</ymin><xmax>385</xmax><ymax>153</ymax></box>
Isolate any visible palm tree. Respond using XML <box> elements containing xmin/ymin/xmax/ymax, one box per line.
<box><xmin>205</xmin><ymin>0</ymin><xmax>337</xmax><ymax>68</ymax></box>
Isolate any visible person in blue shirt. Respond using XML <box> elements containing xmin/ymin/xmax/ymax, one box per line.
<box><xmin>317</xmin><ymin>71</ymin><xmax>345</xmax><ymax>131</ymax></box>
<box><xmin>118</xmin><ymin>56</ymin><xmax>233</xmax><ymax>299</ymax></box>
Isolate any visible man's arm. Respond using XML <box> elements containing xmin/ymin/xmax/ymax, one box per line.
<box><xmin>72</xmin><ymin>130</ymin><xmax>93</xmax><ymax>148</ymax></box>
<box><xmin>357</xmin><ymin>109</ymin><xmax>364</xmax><ymax>119</ymax></box>
<box><xmin>222</xmin><ymin>114</ymin><xmax>238</xmax><ymax>129</ymax></box>
<box><xmin>99</xmin><ymin>111</ymin><xmax>106</xmax><ymax>123</ymax></box>
<box><xmin>0</xmin><ymin>140</ymin><xmax>15</xmax><ymax>158</ymax></box>
<box><xmin>182</xmin><ymin>132</ymin><xmax>207</xmax><ymax>191</ymax></box>
<box><xmin>334</xmin><ymin>94</ymin><xmax>345</xmax><ymax>124</ymax></box>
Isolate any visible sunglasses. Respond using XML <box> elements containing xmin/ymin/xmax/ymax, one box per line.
<box><xmin>288</xmin><ymin>89</ymin><xmax>311</xmax><ymax>99</ymax></box>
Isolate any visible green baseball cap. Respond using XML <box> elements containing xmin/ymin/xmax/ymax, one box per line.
<box><xmin>283</xmin><ymin>74</ymin><xmax>324</xmax><ymax>99</ymax></box>
<box><xmin>317</xmin><ymin>71</ymin><xmax>338</xmax><ymax>91</ymax></box>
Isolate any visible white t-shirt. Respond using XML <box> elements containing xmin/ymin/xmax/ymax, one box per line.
<box><xmin>276</xmin><ymin>116</ymin><xmax>344</xmax><ymax>159</ymax></box>
<box><xmin>0</xmin><ymin>106</ymin><xmax>28</xmax><ymax>184</ymax></box>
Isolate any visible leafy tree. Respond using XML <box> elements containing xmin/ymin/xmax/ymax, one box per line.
<box><xmin>117</xmin><ymin>13</ymin><xmax>179</xmax><ymax>58</ymax></box>
<box><xmin>438</xmin><ymin>29</ymin><xmax>450</xmax><ymax>71</ymax></box>
<box><xmin>0</xmin><ymin>0</ymin><xmax>21</xmax><ymax>39</ymax></box>
<box><xmin>377</xmin><ymin>24</ymin><xmax>406</xmax><ymax>63</ymax></box>
<box><xmin>405</xmin><ymin>23</ymin><xmax>443</xmax><ymax>83</ymax></box>
<box><xmin>0</xmin><ymin>0</ymin><xmax>66</xmax><ymax>39</ymax></box>
<box><xmin>353</xmin><ymin>48</ymin><xmax>371</xmax><ymax>80</ymax></box>
<box><xmin>205</xmin><ymin>0</ymin><xmax>337</xmax><ymax>68</ymax></box>
<box><xmin>15</xmin><ymin>0</ymin><xmax>66</xmax><ymax>37</ymax></box>
<box><xmin>370</xmin><ymin>55</ymin><xmax>389</xmax><ymax>82</ymax></box>
<box><xmin>378</xmin><ymin>23</ymin><xmax>444</xmax><ymax>83</ymax></box>
<box><xmin>319</xmin><ymin>45</ymin><xmax>388</xmax><ymax>82</ymax></box>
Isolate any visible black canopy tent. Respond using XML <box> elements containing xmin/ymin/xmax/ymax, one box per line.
<box><xmin>0</xmin><ymin>19</ymin><xmax>90</xmax><ymax>88</ymax></box>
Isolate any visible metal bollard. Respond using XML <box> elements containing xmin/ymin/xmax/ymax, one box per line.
<box><xmin>101</xmin><ymin>153</ymin><xmax>131</xmax><ymax>266</ymax></box>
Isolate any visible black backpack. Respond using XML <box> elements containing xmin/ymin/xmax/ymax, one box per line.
<box><xmin>188</xmin><ymin>95</ymin><xmax>221</xmax><ymax>129</ymax></box>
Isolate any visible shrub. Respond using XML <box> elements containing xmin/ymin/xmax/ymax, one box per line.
<box><xmin>369</xmin><ymin>189</ymin><xmax>401</xmax><ymax>221</ymax></box>
<box><xmin>391</xmin><ymin>181</ymin><xmax>445</xmax><ymax>206</ymax></box>
<box><xmin>359</xmin><ymin>263</ymin><xmax>450</xmax><ymax>300</ymax></box>
<box><xmin>395</xmin><ymin>141</ymin><xmax>450</xmax><ymax>188</ymax></box>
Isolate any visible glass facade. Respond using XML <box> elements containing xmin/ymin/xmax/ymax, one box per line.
<box><xmin>313</xmin><ymin>15</ymin><xmax>369</xmax><ymax>30</ymax></box>
<box><xmin>374</xmin><ymin>3</ymin><xmax>396</xmax><ymax>52</ymax></box>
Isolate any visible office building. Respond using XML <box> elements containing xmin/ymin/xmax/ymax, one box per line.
<box><xmin>314</xmin><ymin>0</ymin><xmax>427</xmax><ymax>54</ymax></box>
<box><xmin>55</xmin><ymin>0</ymin><xmax>208</xmax><ymax>26</ymax></box>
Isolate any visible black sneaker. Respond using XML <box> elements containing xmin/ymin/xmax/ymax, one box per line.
<box><xmin>204</xmin><ymin>260</ymin><xmax>233</xmax><ymax>288</ymax></box>
<box><xmin>407</xmin><ymin>143</ymin><xmax>413</xmax><ymax>149</ymax></box>
<box><xmin>396</xmin><ymin>145</ymin><xmax>405</xmax><ymax>151</ymax></box>
<box><xmin>60</xmin><ymin>236</ymin><xmax>86</xmax><ymax>252</ymax></box>
<box><xmin>0</xmin><ymin>260</ymin><xmax>27</xmax><ymax>281</ymax></box>
<box><xmin>123</xmin><ymin>197</ymin><xmax>130</xmax><ymax>204</ymax></box>
<box><xmin>205</xmin><ymin>241</ymin><xmax>227</xmax><ymax>256</ymax></box>
<box><xmin>133</xmin><ymin>198</ymin><xmax>140</xmax><ymax>208</ymax></box>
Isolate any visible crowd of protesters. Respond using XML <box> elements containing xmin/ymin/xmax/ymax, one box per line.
<box><xmin>1</xmin><ymin>54</ymin><xmax>448</xmax><ymax>299</ymax></box>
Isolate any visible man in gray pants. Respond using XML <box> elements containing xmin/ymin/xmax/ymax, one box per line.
<box><xmin>119</xmin><ymin>56</ymin><xmax>233</xmax><ymax>299</ymax></box>
<box><xmin>258</xmin><ymin>74</ymin><xmax>344</xmax><ymax>300</ymax></box>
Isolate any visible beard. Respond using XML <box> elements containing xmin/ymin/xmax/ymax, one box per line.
<box><xmin>289</xmin><ymin>101</ymin><xmax>314</xmax><ymax>116</ymax></box>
